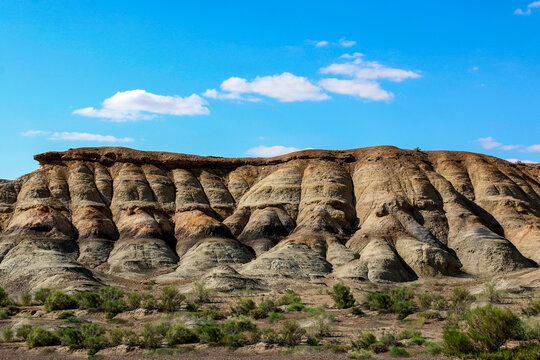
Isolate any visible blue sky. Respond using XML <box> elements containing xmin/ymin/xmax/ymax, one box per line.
<box><xmin>1</xmin><ymin>1</ymin><xmax>540</xmax><ymax>179</ymax></box>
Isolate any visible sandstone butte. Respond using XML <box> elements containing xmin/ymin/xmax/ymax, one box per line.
<box><xmin>0</xmin><ymin>146</ymin><xmax>538</xmax><ymax>294</ymax></box>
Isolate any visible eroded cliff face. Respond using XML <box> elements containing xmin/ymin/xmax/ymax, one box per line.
<box><xmin>0</xmin><ymin>146</ymin><xmax>538</xmax><ymax>292</ymax></box>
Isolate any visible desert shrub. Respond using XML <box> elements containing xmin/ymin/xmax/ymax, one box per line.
<box><xmin>323</xmin><ymin>341</ymin><xmax>347</xmax><ymax>353</ymax></box>
<box><xmin>473</xmin><ymin>343</ymin><xmax>540</xmax><ymax>360</ymax></box>
<box><xmin>347</xmin><ymin>349</ymin><xmax>374</xmax><ymax>358</ymax></box>
<box><xmin>198</xmin><ymin>307</ymin><xmax>226</xmax><ymax>320</ymax></box>
<box><xmin>259</xmin><ymin>299</ymin><xmax>276</xmax><ymax>313</ymax></box>
<box><xmin>231</xmin><ymin>298</ymin><xmax>256</xmax><ymax>316</ymax></box>
<box><xmin>269</xmin><ymin>311</ymin><xmax>285</xmax><ymax>323</ymax></box>
<box><xmin>287</xmin><ymin>302</ymin><xmax>305</xmax><ymax>312</ymax></box>
<box><xmin>102</xmin><ymin>298</ymin><xmax>124</xmax><ymax>319</ymax></box>
<box><xmin>155</xmin><ymin>322</ymin><xmax>171</xmax><ymax>337</ymax></box>
<box><xmin>279</xmin><ymin>320</ymin><xmax>305</xmax><ymax>346</ymax></box>
<box><xmin>83</xmin><ymin>335</ymin><xmax>107</xmax><ymax>355</ymax></box>
<box><xmin>141</xmin><ymin>293</ymin><xmax>157</xmax><ymax>310</ymax></box>
<box><xmin>277</xmin><ymin>289</ymin><xmax>301</xmax><ymax>306</ymax></box>
<box><xmin>99</xmin><ymin>287</ymin><xmax>124</xmax><ymax>301</ymax></box>
<box><xmin>521</xmin><ymin>299</ymin><xmax>540</xmax><ymax>317</ymax></box>
<box><xmin>364</xmin><ymin>292</ymin><xmax>393</xmax><ymax>312</ymax></box>
<box><xmin>328</xmin><ymin>282</ymin><xmax>356</xmax><ymax>309</ymax></box>
<box><xmin>26</xmin><ymin>327</ymin><xmax>60</xmax><ymax>348</ymax></box>
<box><xmin>389</xmin><ymin>345</ymin><xmax>409</xmax><ymax>356</ymax></box>
<box><xmin>123</xmin><ymin>330</ymin><xmax>139</xmax><ymax>346</ymax></box>
<box><xmin>34</xmin><ymin>288</ymin><xmax>52</xmax><ymax>304</ymax></box>
<box><xmin>465</xmin><ymin>304</ymin><xmax>522</xmax><ymax>352</ymax></box>
<box><xmin>2</xmin><ymin>328</ymin><xmax>13</xmax><ymax>342</ymax></box>
<box><xmin>44</xmin><ymin>290</ymin><xmax>78</xmax><ymax>312</ymax></box>
<box><xmin>57</xmin><ymin>328</ymin><xmax>84</xmax><ymax>348</ymax></box>
<box><xmin>417</xmin><ymin>292</ymin><xmax>433</xmax><ymax>309</ymax></box>
<box><xmin>20</xmin><ymin>291</ymin><xmax>32</xmax><ymax>306</ymax></box>
<box><xmin>141</xmin><ymin>324</ymin><xmax>160</xmax><ymax>348</ymax></box>
<box><xmin>351</xmin><ymin>332</ymin><xmax>377</xmax><ymax>350</ymax></box>
<box><xmin>159</xmin><ymin>286</ymin><xmax>185</xmax><ymax>312</ymax></box>
<box><xmin>0</xmin><ymin>309</ymin><xmax>9</xmax><ymax>319</ymax></box>
<box><xmin>350</xmin><ymin>306</ymin><xmax>364</xmax><ymax>316</ymax></box>
<box><xmin>185</xmin><ymin>302</ymin><xmax>199</xmax><ymax>312</ymax></box>
<box><xmin>222</xmin><ymin>333</ymin><xmax>245</xmax><ymax>349</ymax></box>
<box><xmin>482</xmin><ymin>281</ymin><xmax>503</xmax><ymax>304</ymax></box>
<box><xmin>261</xmin><ymin>327</ymin><xmax>279</xmax><ymax>344</ymax></box>
<box><xmin>16</xmin><ymin>324</ymin><xmax>34</xmax><ymax>340</ymax></box>
<box><xmin>450</xmin><ymin>287</ymin><xmax>475</xmax><ymax>315</ymax></box>
<box><xmin>221</xmin><ymin>316</ymin><xmax>257</xmax><ymax>334</ymax></box>
<box><xmin>393</xmin><ymin>300</ymin><xmax>415</xmax><ymax>320</ymax></box>
<box><xmin>76</xmin><ymin>291</ymin><xmax>102</xmax><ymax>310</ymax></box>
<box><xmin>166</xmin><ymin>325</ymin><xmax>199</xmax><ymax>345</ymax></box>
<box><xmin>368</xmin><ymin>341</ymin><xmax>388</xmax><ymax>353</ymax></box>
<box><xmin>81</xmin><ymin>323</ymin><xmax>105</xmax><ymax>338</ymax></box>
<box><xmin>126</xmin><ymin>290</ymin><xmax>142</xmax><ymax>309</ymax></box>
<box><xmin>307</xmin><ymin>311</ymin><xmax>335</xmax><ymax>337</ymax></box>
<box><xmin>426</xmin><ymin>341</ymin><xmax>443</xmax><ymax>355</ymax></box>
<box><xmin>198</xmin><ymin>325</ymin><xmax>223</xmax><ymax>345</ymax></box>
<box><xmin>380</xmin><ymin>333</ymin><xmax>397</xmax><ymax>347</ymax></box>
<box><xmin>57</xmin><ymin>311</ymin><xmax>75</xmax><ymax>319</ymax></box>
<box><xmin>442</xmin><ymin>325</ymin><xmax>474</xmax><ymax>355</ymax></box>
<box><xmin>408</xmin><ymin>335</ymin><xmax>425</xmax><ymax>345</ymax></box>
<box><xmin>397</xmin><ymin>329</ymin><xmax>421</xmax><ymax>340</ymax></box>
<box><xmin>419</xmin><ymin>310</ymin><xmax>442</xmax><ymax>320</ymax></box>
<box><xmin>247</xmin><ymin>307</ymin><xmax>266</xmax><ymax>319</ymax></box>
<box><xmin>306</xmin><ymin>336</ymin><xmax>320</xmax><ymax>346</ymax></box>
<box><xmin>108</xmin><ymin>328</ymin><xmax>124</xmax><ymax>345</ymax></box>
<box><xmin>190</xmin><ymin>280</ymin><xmax>213</xmax><ymax>304</ymax></box>
<box><xmin>432</xmin><ymin>294</ymin><xmax>448</xmax><ymax>310</ymax></box>
<box><xmin>521</xmin><ymin>317</ymin><xmax>540</xmax><ymax>341</ymax></box>
<box><xmin>0</xmin><ymin>287</ymin><xmax>11</xmax><ymax>306</ymax></box>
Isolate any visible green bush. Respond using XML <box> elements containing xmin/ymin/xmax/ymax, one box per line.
<box><xmin>259</xmin><ymin>299</ymin><xmax>276</xmax><ymax>313</ymax></box>
<box><xmin>141</xmin><ymin>323</ymin><xmax>160</xmax><ymax>348</ymax></box>
<box><xmin>408</xmin><ymin>335</ymin><xmax>425</xmax><ymax>345</ymax></box>
<box><xmin>419</xmin><ymin>310</ymin><xmax>442</xmax><ymax>320</ymax></box>
<box><xmin>482</xmin><ymin>281</ymin><xmax>503</xmax><ymax>304</ymax></box>
<box><xmin>389</xmin><ymin>346</ymin><xmax>409</xmax><ymax>357</ymax></box>
<box><xmin>231</xmin><ymin>298</ymin><xmax>257</xmax><ymax>316</ymax></box>
<box><xmin>450</xmin><ymin>287</ymin><xmax>475</xmax><ymax>315</ymax></box>
<box><xmin>248</xmin><ymin>307</ymin><xmax>267</xmax><ymax>319</ymax></box>
<box><xmin>380</xmin><ymin>333</ymin><xmax>397</xmax><ymax>347</ymax></box>
<box><xmin>16</xmin><ymin>324</ymin><xmax>34</xmax><ymax>340</ymax></box>
<box><xmin>57</xmin><ymin>311</ymin><xmax>74</xmax><ymax>319</ymax></box>
<box><xmin>159</xmin><ymin>286</ymin><xmax>185</xmax><ymax>312</ymax></box>
<box><xmin>465</xmin><ymin>304</ymin><xmax>522</xmax><ymax>352</ymax></box>
<box><xmin>2</xmin><ymin>328</ymin><xmax>13</xmax><ymax>342</ymax></box>
<box><xmin>221</xmin><ymin>316</ymin><xmax>257</xmax><ymax>334</ymax></box>
<box><xmin>279</xmin><ymin>320</ymin><xmax>305</xmax><ymax>346</ymax></box>
<box><xmin>277</xmin><ymin>289</ymin><xmax>301</xmax><ymax>306</ymax></box>
<box><xmin>57</xmin><ymin>328</ymin><xmax>84</xmax><ymax>348</ymax></box>
<box><xmin>141</xmin><ymin>293</ymin><xmax>157</xmax><ymax>310</ymax></box>
<box><xmin>199</xmin><ymin>307</ymin><xmax>226</xmax><ymax>320</ymax></box>
<box><xmin>0</xmin><ymin>309</ymin><xmax>10</xmax><ymax>319</ymax></box>
<box><xmin>307</xmin><ymin>311</ymin><xmax>335</xmax><ymax>337</ymax></box>
<box><xmin>155</xmin><ymin>322</ymin><xmax>171</xmax><ymax>337</ymax></box>
<box><xmin>99</xmin><ymin>287</ymin><xmax>124</xmax><ymax>301</ymax></box>
<box><xmin>521</xmin><ymin>317</ymin><xmax>540</xmax><ymax>341</ymax></box>
<box><xmin>81</xmin><ymin>323</ymin><xmax>105</xmax><ymax>338</ymax></box>
<box><xmin>442</xmin><ymin>325</ymin><xmax>474</xmax><ymax>355</ymax></box>
<box><xmin>287</xmin><ymin>302</ymin><xmax>305</xmax><ymax>312</ymax></box>
<box><xmin>102</xmin><ymin>298</ymin><xmax>124</xmax><ymax>319</ymax></box>
<box><xmin>26</xmin><ymin>327</ymin><xmax>60</xmax><ymax>348</ymax></box>
<box><xmin>365</xmin><ymin>289</ymin><xmax>416</xmax><ymax>319</ymax></box>
<box><xmin>521</xmin><ymin>299</ymin><xmax>540</xmax><ymax>317</ymax></box>
<box><xmin>190</xmin><ymin>280</ymin><xmax>213</xmax><ymax>304</ymax></box>
<box><xmin>393</xmin><ymin>300</ymin><xmax>415</xmax><ymax>320</ymax></box>
<box><xmin>347</xmin><ymin>349</ymin><xmax>374</xmax><ymax>358</ymax></box>
<box><xmin>426</xmin><ymin>341</ymin><xmax>443</xmax><ymax>355</ymax></box>
<box><xmin>166</xmin><ymin>325</ymin><xmax>199</xmax><ymax>345</ymax></box>
<box><xmin>126</xmin><ymin>290</ymin><xmax>142</xmax><ymax>309</ymax></box>
<box><xmin>261</xmin><ymin>327</ymin><xmax>279</xmax><ymax>344</ymax></box>
<box><xmin>198</xmin><ymin>325</ymin><xmax>223</xmax><ymax>345</ymax></box>
<box><xmin>269</xmin><ymin>311</ymin><xmax>285</xmax><ymax>323</ymax></box>
<box><xmin>34</xmin><ymin>288</ymin><xmax>52</xmax><ymax>304</ymax></box>
<box><xmin>368</xmin><ymin>341</ymin><xmax>388</xmax><ymax>353</ymax></box>
<box><xmin>323</xmin><ymin>341</ymin><xmax>347</xmax><ymax>353</ymax></box>
<box><xmin>108</xmin><ymin>328</ymin><xmax>124</xmax><ymax>345</ymax></box>
<box><xmin>351</xmin><ymin>332</ymin><xmax>376</xmax><ymax>350</ymax></box>
<box><xmin>83</xmin><ymin>335</ymin><xmax>107</xmax><ymax>355</ymax></box>
<box><xmin>364</xmin><ymin>292</ymin><xmax>393</xmax><ymax>312</ymax></box>
<box><xmin>222</xmin><ymin>333</ymin><xmax>245</xmax><ymax>349</ymax></box>
<box><xmin>0</xmin><ymin>286</ymin><xmax>11</xmax><ymax>306</ymax></box>
<box><xmin>20</xmin><ymin>291</ymin><xmax>32</xmax><ymax>306</ymax></box>
<box><xmin>76</xmin><ymin>292</ymin><xmax>102</xmax><ymax>310</ymax></box>
<box><xmin>350</xmin><ymin>306</ymin><xmax>364</xmax><ymax>316</ymax></box>
<box><xmin>328</xmin><ymin>282</ymin><xmax>356</xmax><ymax>309</ymax></box>
<box><xmin>123</xmin><ymin>330</ymin><xmax>139</xmax><ymax>346</ymax></box>
<box><xmin>44</xmin><ymin>290</ymin><xmax>78</xmax><ymax>312</ymax></box>
<box><xmin>417</xmin><ymin>292</ymin><xmax>433</xmax><ymax>309</ymax></box>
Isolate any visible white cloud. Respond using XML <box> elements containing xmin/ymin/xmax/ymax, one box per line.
<box><xmin>340</xmin><ymin>52</ymin><xmax>364</xmax><ymax>59</ymax></box>
<box><xmin>73</xmin><ymin>89</ymin><xmax>209</xmax><ymax>121</ymax></box>
<box><xmin>21</xmin><ymin>130</ymin><xmax>51</xmax><ymax>136</ymax></box>
<box><xmin>320</xmin><ymin>55</ymin><xmax>421</xmax><ymax>82</ymax></box>
<box><xmin>507</xmin><ymin>159</ymin><xmax>537</xmax><ymax>164</ymax></box>
<box><xmin>478</xmin><ymin>136</ymin><xmax>502</xmax><ymax>149</ymax></box>
<box><xmin>202</xmin><ymin>88</ymin><xmax>260</xmax><ymax>102</ymax></box>
<box><xmin>500</xmin><ymin>144</ymin><xmax>522</xmax><ymax>150</ymax></box>
<box><xmin>526</xmin><ymin>144</ymin><xmax>540</xmax><ymax>152</ymax></box>
<box><xmin>246</xmin><ymin>145</ymin><xmax>306</xmax><ymax>157</ymax></box>
<box><xmin>49</xmin><ymin>132</ymin><xmax>134</xmax><ymax>143</ymax></box>
<box><xmin>319</xmin><ymin>78</ymin><xmax>393</xmax><ymax>101</ymax></box>
<box><xmin>472</xmin><ymin>66</ymin><xmax>479</xmax><ymax>71</ymax></box>
<box><xmin>339</xmin><ymin>37</ymin><xmax>356</xmax><ymax>47</ymax></box>
<box><xmin>219</xmin><ymin>72</ymin><xmax>329</xmax><ymax>102</ymax></box>
<box><xmin>315</xmin><ymin>40</ymin><xmax>329</xmax><ymax>47</ymax></box>
<box><xmin>514</xmin><ymin>1</ymin><xmax>540</xmax><ymax>15</ymax></box>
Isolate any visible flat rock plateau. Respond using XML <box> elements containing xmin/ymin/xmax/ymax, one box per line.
<box><xmin>0</xmin><ymin>146</ymin><xmax>538</xmax><ymax>294</ymax></box>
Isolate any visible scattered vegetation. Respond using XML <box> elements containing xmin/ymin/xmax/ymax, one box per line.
<box><xmin>327</xmin><ymin>282</ymin><xmax>356</xmax><ymax>309</ymax></box>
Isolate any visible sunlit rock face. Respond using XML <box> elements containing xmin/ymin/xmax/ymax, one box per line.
<box><xmin>0</xmin><ymin>146</ymin><xmax>538</xmax><ymax>292</ymax></box>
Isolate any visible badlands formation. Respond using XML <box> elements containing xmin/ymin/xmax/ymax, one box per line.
<box><xmin>0</xmin><ymin>146</ymin><xmax>538</xmax><ymax>293</ymax></box>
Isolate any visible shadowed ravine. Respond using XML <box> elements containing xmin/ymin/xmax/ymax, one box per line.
<box><xmin>0</xmin><ymin>146</ymin><xmax>538</xmax><ymax>293</ymax></box>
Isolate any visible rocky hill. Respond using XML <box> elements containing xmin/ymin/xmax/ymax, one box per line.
<box><xmin>0</xmin><ymin>146</ymin><xmax>538</xmax><ymax>293</ymax></box>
